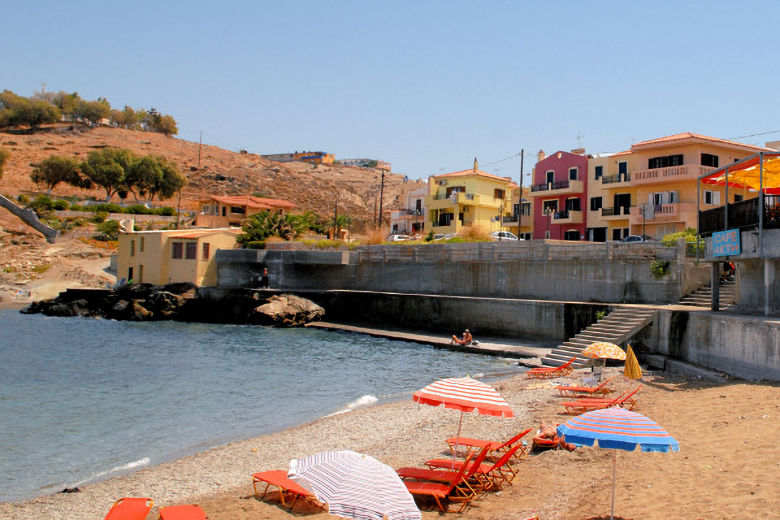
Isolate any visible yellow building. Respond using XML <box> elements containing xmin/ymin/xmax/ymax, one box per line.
<box><xmin>116</xmin><ymin>228</ymin><xmax>240</xmax><ymax>287</ymax></box>
<box><xmin>504</xmin><ymin>186</ymin><xmax>534</xmax><ymax>240</ymax></box>
<box><xmin>587</xmin><ymin>151</ymin><xmax>635</xmax><ymax>241</ymax></box>
<box><xmin>426</xmin><ymin>162</ymin><xmax>517</xmax><ymax>235</ymax></box>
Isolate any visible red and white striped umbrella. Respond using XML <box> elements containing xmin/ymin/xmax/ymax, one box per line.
<box><xmin>288</xmin><ymin>450</ymin><xmax>421</xmax><ymax>520</ymax></box>
<box><xmin>412</xmin><ymin>376</ymin><xmax>514</xmax><ymax>417</ymax></box>
<box><xmin>413</xmin><ymin>377</ymin><xmax>514</xmax><ymax>459</ymax></box>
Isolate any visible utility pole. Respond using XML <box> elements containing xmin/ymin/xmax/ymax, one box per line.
<box><xmin>333</xmin><ymin>192</ymin><xmax>339</xmax><ymax>240</ymax></box>
<box><xmin>377</xmin><ymin>170</ymin><xmax>385</xmax><ymax>228</ymax></box>
<box><xmin>198</xmin><ymin>130</ymin><xmax>203</xmax><ymax>168</ymax></box>
<box><xmin>518</xmin><ymin>149</ymin><xmax>524</xmax><ymax>237</ymax></box>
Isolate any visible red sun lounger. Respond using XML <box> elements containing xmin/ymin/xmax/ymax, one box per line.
<box><xmin>104</xmin><ymin>497</ymin><xmax>154</xmax><ymax>520</ymax></box>
<box><xmin>158</xmin><ymin>504</ymin><xmax>207</xmax><ymax>520</ymax></box>
<box><xmin>404</xmin><ymin>453</ymin><xmax>475</xmax><ymax>513</ymax></box>
<box><xmin>561</xmin><ymin>386</ymin><xmax>640</xmax><ymax>414</ymax></box>
<box><xmin>556</xmin><ymin>376</ymin><xmax>615</xmax><ymax>398</ymax></box>
<box><xmin>425</xmin><ymin>443</ymin><xmax>524</xmax><ymax>490</ymax></box>
<box><xmin>445</xmin><ymin>427</ymin><xmax>532</xmax><ymax>460</ymax></box>
<box><xmin>526</xmin><ymin>357</ymin><xmax>576</xmax><ymax>379</ymax></box>
<box><xmin>397</xmin><ymin>446</ymin><xmax>489</xmax><ymax>498</ymax></box>
<box><xmin>252</xmin><ymin>470</ymin><xmax>323</xmax><ymax>511</ymax></box>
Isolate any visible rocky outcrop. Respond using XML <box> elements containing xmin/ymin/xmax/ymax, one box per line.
<box><xmin>21</xmin><ymin>285</ymin><xmax>323</xmax><ymax>327</ymax></box>
<box><xmin>250</xmin><ymin>294</ymin><xmax>325</xmax><ymax>326</ymax></box>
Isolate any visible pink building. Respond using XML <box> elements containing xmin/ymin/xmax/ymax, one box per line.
<box><xmin>529</xmin><ymin>150</ymin><xmax>588</xmax><ymax>240</ymax></box>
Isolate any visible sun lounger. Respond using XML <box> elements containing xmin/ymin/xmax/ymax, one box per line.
<box><xmin>425</xmin><ymin>443</ymin><xmax>523</xmax><ymax>490</ymax></box>
<box><xmin>556</xmin><ymin>376</ymin><xmax>615</xmax><ymax>397</ymax></box>
<box><xmin>561</xmin><ymin>386</ymin><xmax>640</xmax><ymax>414</ymax></box>
<box><xmin>525</xmin><ymin>357</ymin><xmax>576</xmax><ymax>379</ymax></box>
<box><xmin>445</xmin><ymin>428</ymin><xmax>532</xmax><ymax>460</ymax></box>
<box><xmin>104</xmin><ymin>497</ymin><xmax>154</xmax><ymax>520</ymax></box>
<box><xmin>157</xmin><ymin>505</ymin><xmax>207</xmax><ymax>520</ymax></box>
<box><xmin>397</xmin><ymin>446</ymin><xmax>489</xmax><ymax>498</ymax></box>
<box><xmin>252</xmin><ymin>470</ymin><xmax>323</xmax><ymax>511</ymax></box>
<box><xmin>404</xmin><ymin>453</ymin><xmax>475</xmax><ymax>513</ymax></box>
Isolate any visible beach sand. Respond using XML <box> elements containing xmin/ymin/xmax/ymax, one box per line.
<box><xmin>2</xmin><ymin>370</ymin><xmax>778</xmax><ymax>520</ymax></box>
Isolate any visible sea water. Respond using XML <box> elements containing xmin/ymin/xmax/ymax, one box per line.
<box><xmin>0</xmin><ymin>310</ymin><xmax>516</xmax><ymax>502</ymax></box>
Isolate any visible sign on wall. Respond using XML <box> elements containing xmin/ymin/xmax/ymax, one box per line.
<box><xmin>712</xmin><ymin>229</ymin><xmax>740</xmax><ymax>256</ymax></box>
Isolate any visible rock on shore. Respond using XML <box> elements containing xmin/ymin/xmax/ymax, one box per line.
<box><xmin>20</xmin><ymin>284</ymin><xmax>324</xmax><ymax>326</ymax></box>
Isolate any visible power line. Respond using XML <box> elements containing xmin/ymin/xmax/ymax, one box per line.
<box><xmin>729</xmin><ymin>129</ymin><xmax>780</xmax><ymax>140</ymax></box>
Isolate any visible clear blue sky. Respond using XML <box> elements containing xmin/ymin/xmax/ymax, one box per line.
<box><xmin>3</xmin><ymin>1</ymin><xmax>779</xmax><ymax>181</ymax></box>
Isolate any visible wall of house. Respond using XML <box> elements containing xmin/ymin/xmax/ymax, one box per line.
<box><xmin>531</xmin><ymin>151</ymin><xmax>588</xmax><ymax>239</ymax></box>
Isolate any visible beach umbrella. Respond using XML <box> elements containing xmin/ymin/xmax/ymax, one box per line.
<box><xmin>623</xmin><ymin>344</ymin><xmax>643</xmax><ymax>380</ymax></box>
<box><xmin>557</xmin><ymin>407</ymin><xmax>679</xmax><ymax>520</ymax></box>
<box><xmin>288</xmin><ymin>449</ymin><xmax>421</xmax><ymax>520</ymax></box>
<box><xmin>581</xmin><ymin>342</ymin><xmax>627</xmax><ymax>360</ymax></box>
<box><xmin>412</xmin><ymin>376</ymin><xmax>513</xmax><ymax>457</ymax></box>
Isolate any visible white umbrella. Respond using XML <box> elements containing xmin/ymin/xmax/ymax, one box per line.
<box><xmin>289</xmin><ymin>449</ymin><xmax>421</xmax><ymax>520</ymax></box>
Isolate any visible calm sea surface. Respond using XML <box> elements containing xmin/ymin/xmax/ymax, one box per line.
<box><xmin>0</xmin><ymin>310</ymin><xmax>516</xmax><ymax>502</ymax></box>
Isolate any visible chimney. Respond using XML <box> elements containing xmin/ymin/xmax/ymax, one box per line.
<box><xmin>537</xmin><ymin>150</ymin><xmax>545</xmax><ymax>162</ymax></box>
<box><xmin>473</xmin><ymin>157</ymin><xmax>478</xmax><ymax>173</ymax></box>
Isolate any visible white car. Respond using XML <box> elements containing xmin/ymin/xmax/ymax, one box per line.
<box><xmin>489</xmin><ymin>231</ymin><xmax>520</xmax><ymax>241</ymax></box>
<box><xmin>621</xmin><ymin>234</ymin><xmax>654</xmax><ymax>243</ymax></box>
<box><xmin>386</xmin><ymin>234</ymin><xmax>412</xmax><ymax>242</ymax></box>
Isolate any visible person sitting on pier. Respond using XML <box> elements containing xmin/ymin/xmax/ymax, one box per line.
<box><xmin>451</xmin><ymin>329</ymin><xmax>473</xmax><ymax>345</ymax></box>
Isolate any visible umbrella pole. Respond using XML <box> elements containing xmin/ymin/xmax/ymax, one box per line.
<box><xmin>611</xmin><ymin>450</ymin><xmax>617</xmax><ymax>520</ymax></box>
<box><xmin>453</xmin><ymin>411</ymin><xmax>464</xmax><ymax>463</ymax></box>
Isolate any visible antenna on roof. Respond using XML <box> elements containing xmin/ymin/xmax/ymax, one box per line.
<box><xmin>473</xmin><ymin>157</ymin><xmax>478</xmax><ymax>173</ymax></box>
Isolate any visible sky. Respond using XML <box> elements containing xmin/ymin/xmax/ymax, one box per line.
<box><xmin>3</xmin><ymin>0</ymin><xmax>780</xmax><ymax>182</ymax></box>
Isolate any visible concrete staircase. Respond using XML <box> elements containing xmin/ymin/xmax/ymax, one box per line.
<box><xmin>541</xmin><ymin>307</ymin><xmax>656</xmax><ymax>368</ymax></box>
<box><xmin>678</xmin><ymin>277</ymin><xmax>735</xmax><ymax>310</ymax></box>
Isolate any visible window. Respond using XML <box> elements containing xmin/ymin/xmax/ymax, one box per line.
<box><xmin>202</xmin><ymin>242</ymin><xmax>210</xmax><ymax>260</ymax></box>
<box><xmin>569</xmin><ymin>167</ymin><xmax>578</xmax><ymax>180</ymax></box>
<box><xmin>734</xmin><ymin>194</ymin><xmax>744</xmax><ymax>202</ymax></box>
<box><xmin>704</xmin><ymin>190</ymin><xmax>721</xmax><ymax>205</ymax></box>
<box><xmin>493</xmin><ymin>188</ymin><xmax>505</xmax><ymax>199</ymax></box>
<box><xmin>566</xmin><ymin>198</ymin><xmax>580</xmax><ymax>212</ymax></box>
<box><xmin>230</xmin><ymin>206</ymin><xmax>245</xmax><ymax>215</ymax></box>
<box><xmin>546</xmin><ymin>170</ymin><xmax>554</xmax><ymax>184</ymax></box>
<box><xmin>612</xmin><ymin>228</ymin><xmax>622</xmax><ymax>241</ymax></box>
<box><xmin>543</xmin><ymin>200</ymin><xmax>558</xmax><ymax>214</ymax></box>
<box><xmin>618</xmin><ymin>161</ymin><xmax>627</xmax><ymax>175</ymax></box>
<box><xmin>521</xmin><ymin>202</ymin><xmax>531</xmax><ymax>216</ymax></box>
<box><xmin>545</xmin><ymin>230</ymin><xmax>551</xmax><ymax>239</ymax></box>
<box><xmin>653</xmin><ymin>192</ymin><xmax>663</xmax><ymax>206</ymax></box>
<box><xmin>445</xmin><ymin>186</ymin><xmax>465</xmax><ymax>198</ymax></box>
<box><xmin>139</xmin><ymin>237</ymin><xmax>145</xmax><ymax>253</ymax></box>
<box><xmin>564</xmin><ymin>230</ymin><xmax>579</xmax><ymax>241</ymax></box>
<box><xmin>437</xmin><ymin>212</ymin><xmax>454</xmax><ymax>226</ymax></box>
<box><xmin>590</xmin><ymin>197</ymin><xmax>603</xmax><ymax>211</ymax></box>
<box><xmin>186</xmin><ymin>242</ymin><xmax>197</xmax><ymax>260</ymax></box>
<box><xmin>138</xmin><ymin>265</ymin><xmax>144</xmax><ymax>283</ymax></box>
<box><xmin>172</xmin><ymin>242</ymin><xmax>183</xmax><ymax>259</ymax></box>
<box><xmin>648</xmin><ymin>154</ymin><xmax>684</xmax><ymax>169</ymax></box>
<box><xmin>701</xmin><ymin>153</ymin><xmax>719</xmax><ymax>168</ymax></box>
<box><xmin>595</xmin><ymin>165</ymin><xmax>603</xmax><ymax>180</ymax></box>
<box><xmin>130</xmin><ymin>240</ymin><xmax>135</xmax><ymax>257</ymax></box>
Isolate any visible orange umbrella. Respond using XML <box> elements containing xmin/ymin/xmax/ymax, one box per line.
<box><xmin>581</xmin><ymin>342</ymin><xmax>626</xmax><ymax>360</ymax></box>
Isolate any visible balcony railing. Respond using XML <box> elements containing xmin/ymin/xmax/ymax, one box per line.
<box><xmin>632</xmin><ymin>164</ymin><xmax>716</xmax><ymax>185</ymax></box>
<box><xmin>699</xmin><ymin>195</ymin><xmax>780</xmax><ymax>235</ymax></box>
<box><xmin>406</xmin><ymin>209</ymin><xmax>423</xmax><ymax>215</ymax></box>
<box><xmin>601</xmin><ymin>206</ymin><xmax>630</xmax><ymax>217</ymax></box>
<box><xmin>531</xmin><ymin>180</ymin><xmax>570</xmax><ymax>192</ymax></box>
<box><xmin>601</xmin><ymin>173</ymin><xmax>630</xmax><ymax>184</ymax></box>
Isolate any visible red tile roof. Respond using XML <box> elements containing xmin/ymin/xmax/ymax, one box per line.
<box><xmin>631</xmin><ymin>132</ymin><xmax>771</xmax><ymax>152</ymax></box>
<box><xmin>203</xmin><ymin>195</ymin><xmax>297</xmax><ymax>210</ymax></box>
<box><xmin>169</xmin><ymin>229</ymin><xmax>241</xmax><ymax>239</ymax></box>
<box><xmin>434</xmin><ymin>169</ymin><xmax>513</xmax><ymax>182</ymax></box>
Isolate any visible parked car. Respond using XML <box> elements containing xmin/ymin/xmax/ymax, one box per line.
<box><xmin>489</xmin><ymin>231</ymin><xmax>520</xmax><ymax>241</ymax></box>
<box><xmin>386</xmin><ymin>234</ymin><xmax>412</xmax><ymax>242</ymax></box>
<box><xmin>432</xmin><ymin>233</ymin><xmax>456</xmax><ymax>241</ymax></box>
<box><xmin>621</xmin><ymin>234</ymin><xmax>655</xmax><ymax>243</ymax></box>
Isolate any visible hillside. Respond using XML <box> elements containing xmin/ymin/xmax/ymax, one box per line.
<box><xmin>0</xmin><ymin>123</ymin><xmax>421</xmax><ymax>219</ymax></box>
<box><xmin>0</xmin><ymin>124</ymin><xmax>423</xmax><ymax>305</ymax></box>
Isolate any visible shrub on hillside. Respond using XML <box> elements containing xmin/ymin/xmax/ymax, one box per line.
<box><xmin>94</xmin><ymin>220</ymin><xmax>120</xmax><ymax>241</ymax></box>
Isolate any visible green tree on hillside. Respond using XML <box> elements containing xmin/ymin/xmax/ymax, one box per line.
<box><xmin>81</xmin><ymin>148</ymin><xmax>137</xmax><ymax>201</ymax></box>
<box><xmin>52</xmin><ymin>91</ymin><xmax>82</xmax><ymax>118</ymax></box>
<box><xmin>151</xmin><ymin>156</ymin><xmax>187</xmax><ymax>200</ymax></box>
<box><xmin>154</xmin><ymin>114</ymin><xmax>178</xmax><ymax>136</ymax></box>
<box><xmin>125</xmin><ymin>155</ymin><xmax>163</xmax><ymax>200</ymax></box>
<box><xmin>0</xmin><ymin>147</ymin><xmax>9</xmax><ymax>180</ymax></box>
<box><xmin>0</xmin><ymin>90</ymin><xmax>61</xmax><ymax>128</ymax></box>
<box><xmin>111</xmin><ymin>105</ymin><xmax>139</xmax><ymax>129</ymax></box>
<box><xmin>31</xmin><ymin>155</ymin><xmax>89</xmax><ymax>193</ymax></box>
<box><xmin>74</xmin><ymin>98</ymin><xmax>111</xmax><ymax>124</ymax></box>
<box><xmin>237</xmin><ymin>210</ymin><xmax>307</xmax><ymax>245</ymax></box>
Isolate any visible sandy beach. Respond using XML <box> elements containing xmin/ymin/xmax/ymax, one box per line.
<box><xmin>2</xmin><ymin>369</ymin><xmax>778</xmax><ymax>520</ymax></box>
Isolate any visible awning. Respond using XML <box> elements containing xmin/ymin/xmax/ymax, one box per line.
<box><xmin>700</xmin><ymin>152</ymin><xmax>780</xmax><ymax>194</ymax></box>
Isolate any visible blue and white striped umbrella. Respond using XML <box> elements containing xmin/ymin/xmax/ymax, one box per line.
<box><xmin>288</xmin><ymin>450</ymin><xmax>421</xmax><ymax>520</ymax></box>
<box><xmin>557</xmin><ymin>407</ymin><xmax>679</xmax><ymax>520</ymax></box>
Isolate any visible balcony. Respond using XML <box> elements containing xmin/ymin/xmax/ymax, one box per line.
<box><xmin>551</xmin><ymin>209</ymin><xmax>583</xmax><ymax>224</ymax></box>
<box><xmin>699</xmin><ymin>195</ymin><xmax>780</xmax><ymax>236</ymax></box>
<box><xmin>599</xmin><ymin>173</ymin><xmax>631</xmax><ymax>187</ymax></box>
<box><xmin>600</xmin><ymin>206</ymin><xmax>631</xmax><ymax>221</ymax></box>
<box><xmin>529</xmin><ymin>179</ymin><xmax>584</xmax><ymax>196</ymax></box>
<box><xmin>628</xmin><ymin>202</ymin><xmax>696</xmax><ymax>226</ymax></box>
<box><xmin>427</xmin><ymin>192</ymin><xmax>501</xmax><ymax>210</ymax></box>
<box><xmin>631</xmin><ymin>164</ymin><xmax>716</xmax><ymax>186</ymax></box>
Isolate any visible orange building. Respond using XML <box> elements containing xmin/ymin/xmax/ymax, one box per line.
<box><xmin>195</xmin><ymin>195</ymin><xmax>297</xmax><ymax>227</ymax></box>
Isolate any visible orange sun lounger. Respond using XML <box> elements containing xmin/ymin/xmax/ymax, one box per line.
<box><xmin>397</xmin><ymin>446</ymin><xmax>489</xmax><ymax>498</ymax></box>
<box><xmin>104</xmin><ymin>497</ymin><xmax>154</xmax><ymax>520</ymax></box>
<box><xmin>561</xmin><ymin>386</ymin><xmax>640</xmax><ymax>414</ymax></box>
<box><xmin>404</xmin><ymin>453</ymin><xmax>475</xmax><ymax>513</ymax></box>
<box><xmin>252</xmin><ymin>470</ymin><xmax>323</xmax><ymax>511</ymax></box>
<box><xmin>425</xmin><ymin>443</ymin><xmax>523</xmax><ymax>490</ymax></box>
<box><xmin>445</xmin><ymin>427</ymin><xmax>532</xmax><ymax>460</ymax></box>
<box><xmin>525</xmin><ymin>357</ymin><xmax>576</xmax><ymax>379</ymax></box>
<box><xmin>556</xmin><ymin>376</ymin><xmax>615</xmax><ymax>398</ymax></box>
<box><xmin>158</xmin><ymin>505</ymin><xmax>207</xmax><ymax>520</ymax></box>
